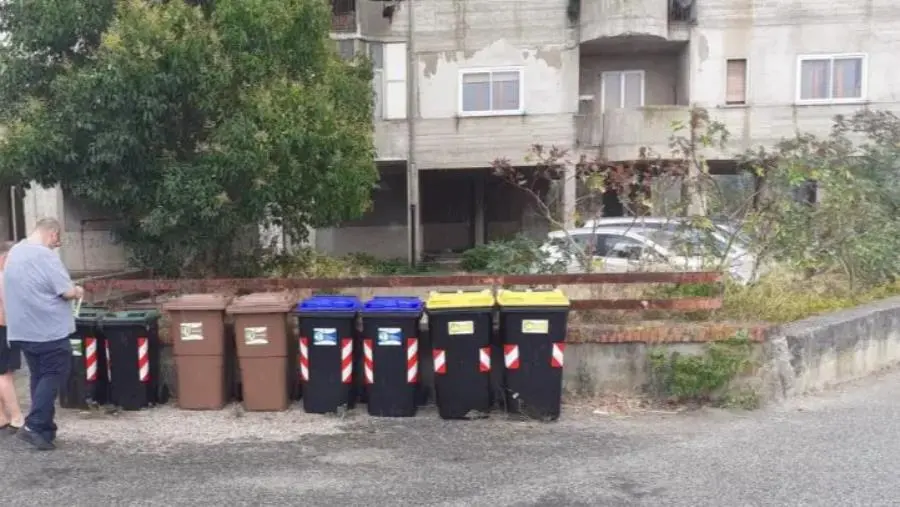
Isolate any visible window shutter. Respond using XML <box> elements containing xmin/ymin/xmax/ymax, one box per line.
<box><xmin>725</xmin><ymin>59</ymin><xmax>747</xmax><ymax>104</ymax></box>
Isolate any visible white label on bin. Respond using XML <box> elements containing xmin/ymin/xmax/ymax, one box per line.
<box><xmin>448</xmin><ymin>321</ymin><xmax>474</xmax><ymax>335</ymax></box>
<box><xmin>313</xmin><ymin>328</ymin><xmax>338</xmax><ymax>346</ymax></box>
<box><xmin>244</xmin><ymin>327</ymin><xmax>269</xmax><ymax>346</ymax></box>
<box><xmin>522</xmin><ymin>319</ymin><xmax>549</xmax><ymax>334</ymax></box>
<box><xmin>70</xmin><ymin>339</ymin><xmax>82</xmax><ymax>356</ymax></box>
<box><xmin>377</xmin><ymin>327</ymin><xmax>402</xmax><ymax>346</ymax></box>
<box><xmin>180</xmin><ymin>322</ymin><xmax>204</xmax><ymax>342</ymax></box>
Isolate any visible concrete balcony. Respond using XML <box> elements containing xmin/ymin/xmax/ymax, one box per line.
<box><xmin>576</xmin><ymin>103</ymin><xmax>900</xmax><ymax>163</ymax></box>
<box><xmin>579</xmin><ymin>0</ymin><xmax>695</xmax><ymax>46</ymax></box>
<box><xmin>577</xmin><ymin>105</ymin><xmax>691</xmax><ymax>161</ymax></box>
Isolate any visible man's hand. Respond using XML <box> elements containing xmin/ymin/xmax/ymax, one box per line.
<box><xmin>63</xmin><ymin>285</ymin><xmax>84</xmax><ymax>300</ymax></box>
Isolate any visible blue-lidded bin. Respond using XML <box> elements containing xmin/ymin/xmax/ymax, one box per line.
<box><xmin>295</xmin><ymin>295</ymin><xmax>362</xmax><ymax>414</ymax></box>
<box><xmin>361</xmin><ymin>296</ymin><xmax>424</xmax><ymax>417</ymax></box>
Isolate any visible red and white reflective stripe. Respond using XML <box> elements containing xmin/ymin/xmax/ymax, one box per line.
<box><xmin>137</xmin><ymin>337</ymin><xmax>150</xmax><ymax>383</ymax></box>
<box><xmin>433</xmin><ymin>349</ymin><xmax>446</xmax><ymax>375</ymax></box>
<box><xmin>479</xmin><ymin>347</ymin><xmax>491</xmax><ymax>372</ymax></box>
<box><xmin>407</xmin><ymin>338</ymin><xmax>419</xmax><ymax>384</ymax></box>
<box><xmin>504</xmin><ymin>344</ymin><xmax>520</xmax><ymax>370</ymax></box>
<box><xmin>104</xmin><ymin>341</ymin><xmax>112</xmax><ymax>380</ymax></box>
<box><xmin>298</xmin><ymin>337</ymin><xmax>309</xmax><ymax>382</ymax></box>
<box><xmin>341</xmin><ymin>338</ymin><xmax>353</xmax><ymax>384</ymax></box>
<box><xmin>551</xmin><ymin>342</ymin><xmax>566</xmax><ymax>368</ymax></box>
<box><xmin>363</xmin><ymin>339</ymin><xmax>374</xmax><ymax>384</ymax></box>
<box><xmin>84</xmin><ymin>337</ymin><xmax>98</xmax><ymax>382</ymax></box>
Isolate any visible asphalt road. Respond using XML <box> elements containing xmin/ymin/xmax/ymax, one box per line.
<box><xmin>2</xmin><ymin>369</ymin><xmax>900</xmax><ymax>506</ymax></box>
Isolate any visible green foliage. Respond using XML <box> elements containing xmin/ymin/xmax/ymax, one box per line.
<box><xmin>720</xmin><ymin>270</ymin><xmax>900</xmax><ymax>324</ymax></box>
<box><xmin>0</xmin><ymin>0</ymin><xmax>377</xmax><ymax>276</ymax></box>
<box><xmin>741</xmin><ymin>110</ymin><xmax>900</xmax><ymax>290</ymax></box>
<box><xmin>648</xmin><ymin>330</ymin><xmax>756</xmax><ymax>406</ymax></box>
<box><xmin>342</xmin><ymin>253</ymin><xmax>437</xmax><ymax>275</ymax></box>
<box><xmin>460</xmin><ymin>235</ymin><xmax>565</xmax><ymax>274</ymax></box>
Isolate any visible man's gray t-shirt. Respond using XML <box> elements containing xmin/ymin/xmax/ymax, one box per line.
<box><xmin>4</xmin><ymin>241</ymin><xmax>75</xmax><ymax>342</ymax></box>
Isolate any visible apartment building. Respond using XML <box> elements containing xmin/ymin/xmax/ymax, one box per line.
<box><xmin>315</xmin><ymin>0</ymin><xmax>900</xmax><ymax>261</ymax></box>
<box><xmin>21</xmin><ymin>0</ymin><xmax>900</xmax><ymax>270</ymax></box>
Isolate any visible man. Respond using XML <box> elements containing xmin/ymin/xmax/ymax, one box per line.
<box><xmin>6</xmin><ymin>218</ymin><xmax>83</xmax><ymax>450</ymax></box>
<box><xmin>0</xmin><ymin>241</ymin><xmax>24</xmax><ymax>433</ymax></box>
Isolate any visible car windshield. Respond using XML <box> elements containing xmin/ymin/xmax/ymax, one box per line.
<box><xmin>715</xmin><ymin>224</ymin><xmax>752</xmax><ymax>247</ymax></box>
<box><xmin>644</xmin><ymin>229</ymin><xmax>725</xmax><ymax>258</ymax></box>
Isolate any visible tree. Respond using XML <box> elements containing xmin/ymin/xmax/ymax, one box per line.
<box><xmin>0</xmin><ymin>0</ymin><xmax>378</xmax><ymax>276</ymax></box>
<box><xmin>490</xmin><ymin>108</ymin><xmax>729</xmax><ymax>272</ymax></box>
<box><xmin>741</xmin><ymin>110</ymin><xmax>900</xmax><ymax>288</ymax></box>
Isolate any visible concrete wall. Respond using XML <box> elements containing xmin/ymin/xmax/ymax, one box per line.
<box><xmin>412</xmin><ymin>0</ymin><xmax>579</xmax><ymax>169</ymax></box>
<box><xmin>560</xmin><ymin>296</ymin><xmax>900</xmax><ymax>404</ymax></box>
<box><xmin>23</xmin><ymin>185</ymin><xmax>128</xmax><ymax>273</ymax></box>
<box><xmin>763</xmin><ymin>296</ymin><xmax>900</xmax><ymax>401</ymax></box>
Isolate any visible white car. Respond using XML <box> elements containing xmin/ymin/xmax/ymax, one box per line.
<box><xmin>540</xmin><ymin>226</ymin><xmax>756</xmax><ymax>283</ymax></box>
<box><xmin>581</xmin><ymin>216</ymin><xmax>751</xmax><ymax>256</ymax></box>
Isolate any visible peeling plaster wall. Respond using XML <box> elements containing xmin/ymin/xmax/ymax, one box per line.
<box><xmin>412</xmin><ymin>0</ymin><xmax>579</xmax><ymax>170</ymax></box>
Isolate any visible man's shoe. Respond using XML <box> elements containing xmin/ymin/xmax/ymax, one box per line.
<box><xmin>16</xmin><ymin>427</ymin><xmax>55</xmax><ymax>451</ymax></box>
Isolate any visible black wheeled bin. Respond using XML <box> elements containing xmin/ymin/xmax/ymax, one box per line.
<box><xmin>100</xmin><ymin>310</ymin><xmax>164</xmax><ymax>411</ymax></box>
<box><xmin>425</xmin><ymin>290</ymin><xmax>496</xmax><ymax>420</ymax></box>
<box><xmin>361</xmin><ymin>296</ymin><xmax>423</xmax><ymax>417</ymax></box>
<box><xmin>295</xmin><ymin>295</ymin><xmax>361</xmax><ymax>414</ymax></box>
<box><xmin>60</xmin><ymin>307</ymin><xmax>110</xmax><ymax>409</ymax></box>
<box><xmin>497</xmin><ymin>289</ymin><xmax>571</xmax><ymax>421</ymax></box>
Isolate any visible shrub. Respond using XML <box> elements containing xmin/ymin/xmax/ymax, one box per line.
<box><xmin>648</xmin><ymin>330</ymin><xmax>756</xmax><ymax>406</ymax></box>
<box><xmin>460</xmin><ymin>235</ymin><xmax>564</xmax><ymax>274</ymax></box>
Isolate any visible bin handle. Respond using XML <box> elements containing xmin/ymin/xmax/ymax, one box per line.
<box><xmin>430</xmin><ymin>289</ymin><xmax>488</xmax><ymax>294</ymax></box>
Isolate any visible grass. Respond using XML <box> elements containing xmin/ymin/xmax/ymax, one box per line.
<box><xmin>719</xmin><ymin>270</ymin><xmax>900</xmax><ymax>324</ymax></box>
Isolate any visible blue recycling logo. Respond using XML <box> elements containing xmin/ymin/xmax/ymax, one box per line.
<box><xmin>377</xmin><ymin>327</ymin><xmax>402</xmax><ymax>346</ymax></box>
<box><xmin>313</xmin><ymin>328</ymin><xmax>338</xmax><ymax>346</ymax></box>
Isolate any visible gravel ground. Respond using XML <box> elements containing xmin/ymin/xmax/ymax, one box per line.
<box><xmin>3</xmin><ymin>368</ymin><xmax>900</xmax><ymax>505</ymax></box>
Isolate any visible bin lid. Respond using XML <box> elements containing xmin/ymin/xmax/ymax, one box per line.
<box><xmin>496</xmin><ymin>288</ymin><xmax>570</xmax><ymax>308</ymax></box>
<box><xmin>74</xmin><ymin>306</ymin><xmax>107</xmax><ymax>323</ymax></box>
<box><xmin>226</xmin><ymin>291</ymin><xmax>295</xmax><ymax>315</ymax></box>
<box><xmin>295</xmin><ymin>295</ymin><xmax>361</xmax><ymax>313</ymax></box>
<box><xmin>363</xmin><ymin>296</ymin><xmax>423</xmax><ymax>314</ymax></box>
<box><xmin>163</xmin><ymin>293</ymin><xmax>231</xmax><ymax>312</ymax></box>
<box><xmin>102</xmin><ymin>309</ymin><xmax>161</xmax><ymax>323</ymax></box>
<box><xmin>425</xmin><ymin>289</ymin><xmax>495</xmax><ymax>310</ymax></box>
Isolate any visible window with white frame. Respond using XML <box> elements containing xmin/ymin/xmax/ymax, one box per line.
<box><xmin>797</xmin><ymin>54</ymin><xmax>866</xmax><ymax>102</ymax></box>
<box><xmin>601</xmin><ymin>70</ymin><xmax>644</xmax><ymax>110</ymax></box>
<box><xmin>459</xmin><ymin>68</ymin><xmax>523</xmax><ymax>115</ymax></box>
<box><xmin>369</xmin><ymin>42</ymin><xmax>384</xmax><ymax>119</ymax></box>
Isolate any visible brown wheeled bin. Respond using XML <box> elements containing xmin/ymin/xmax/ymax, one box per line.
<box><xmin>163</xmin><ymin>294</ymin><xmax>233</xmax><ymax>410</ymax></box>
<box><xmin>226</xmin><ymin>292</ymin><xmax>296</xmax><ymax>411</ymax></box>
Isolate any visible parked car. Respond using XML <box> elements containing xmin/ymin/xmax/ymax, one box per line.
<box><xmin>539</xmin><ymin>226</ymin><xmax>757</xmax><ymax>283</ymax></box>
<box><xmin>580</xmin><ymin>216</ymin><xmax>751</xmax><ymax>256</ymax></box>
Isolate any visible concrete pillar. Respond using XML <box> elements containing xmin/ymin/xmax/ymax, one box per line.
<box><xmin>563</xmin><ymin>166</ymin><xmax>577</xmax><ymax>229</ymax></box>
<box><xmin>473</xmin><ymin>173</ymin><xmax>485</xmax><ymax>245</ymax></box>
<box><xmin>407</xmin><ymin>163</ymin><xmax>422</xmax><ymax>263</ymax></box>
<box><xmin>23</xmin><ymin>185</ymin><xmax>65</xmax><ymax>233</ymax></box>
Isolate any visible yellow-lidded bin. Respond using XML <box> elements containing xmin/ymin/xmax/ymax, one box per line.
<box><xmin>425</xmin><ymin>290</ymin><xmax>496</xmax><ymax>420</ymax></box>
<box><xmin>496</xmin><ymin>288</ymin><xmax>571</xmax><ymax>421</ymax></box>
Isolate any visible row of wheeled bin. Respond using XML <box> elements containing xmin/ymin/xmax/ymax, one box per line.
<box><xmin>61</xmin><ymin>289</ymin><xmax>570</xmax><ymax>420</ymax></box>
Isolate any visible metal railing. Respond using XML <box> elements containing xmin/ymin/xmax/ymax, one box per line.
<box><xmin>668</xmin><ymin>0</ymin><xmax>696</xmax><ymax>23</ymax></box>
<box><xmin>332</xmin><ymin>0</ymin><xmax>357</xmax><ymax>32</ymax></box>
<box><xmin>83</xmin><ymin>271</ymin><xmax>725</xmax><ymax>312</ymax></box>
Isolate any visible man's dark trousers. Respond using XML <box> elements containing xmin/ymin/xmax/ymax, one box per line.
<box><xmin>18</xmin><ymin>338</ymin><xmax>71</xmax><ymax>442</ymax></box>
